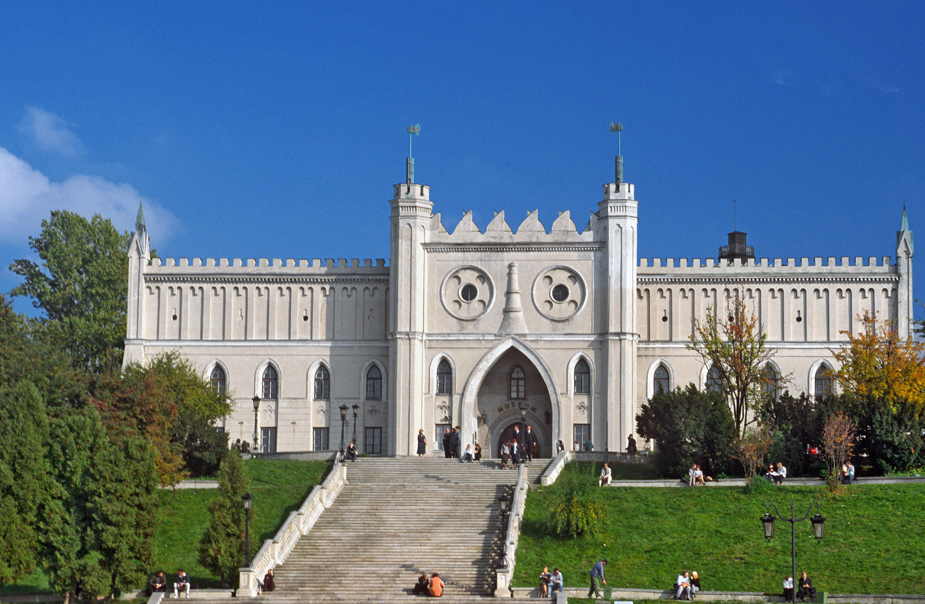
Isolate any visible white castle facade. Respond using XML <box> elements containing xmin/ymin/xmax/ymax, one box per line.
<box><xmin>123</xmin><ymin>155</ymin><xmax>915</xmax><ymax>458</ymax></box>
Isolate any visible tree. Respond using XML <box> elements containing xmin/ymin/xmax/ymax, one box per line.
<box><xmin>687</xmin><ymin>295</ymin><xmax>783</xmax><ymax>438</ymax></box>
<box><xmin>200</xmin><ymin>450</ymin><xmax>248</xmax><ymax>588</ymax></box>
<box><xmin>0</xmin><ymin>382</ymin><xmax>53</xmax><ymax>590</ymax></box>
<box><xmin>636</xmin><ymin>384</ymin><xmax>737</xmax><ymax>479</ymax></box>
<box><xmin>834</xmin><ymin>313</ymin><xmax>925</xmax><ymax>474</ymax></box>
<box><xmin>759</xmin><ymin>391</ymin><xmax>826</xmax><ymax>477</ymax></box>
<box><xmin>821</xmin><ymin>411</ymin><xmax>856</xmax><ymax>489</ymax></box>
<box><xmin>42</xmin><ymin>406</ymin><xmax>157</xmax><ymax>601</ymax></box>
<box><xmin>732</xmin><ymin>426</ymin><xmax>773</xmax><ymax>483</ymax></box>
<box><xmin>10</xmin><ymin>210</ymin><xmax>129</xmax><ymax>372</ymax></box>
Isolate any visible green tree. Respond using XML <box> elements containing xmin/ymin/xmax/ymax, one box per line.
<box><xmin>43</xmin><ymin>406</ymin><xmax>157</xmax><ymax>601</ymax></box>
<box><xmin>200</xmin><ymin>451</ymin><xmax>248</xmax><ymax>588</ymax></box>
<box><xmin>636</xmin><ymin>384</ymin><xmax>737</xmax><ymax>479</ymax></box>
<box><xmin>10</xmin><ymin>210</ymin><xmax>129</xmax><ymax>372</ymax></box>
<box><xmin>687</xmin><ymin>296</ymin><xmax>783</xmax><ymax>438</ymax></box>
<box><xmin>0</xmin><ymin>382</ymin><xmax>53</xmax><ymax>589</ymax></box>
<box><xmin>759</xmin><ymin>391</ymin><xmax>825</xmax><ymax>477</ymax></box>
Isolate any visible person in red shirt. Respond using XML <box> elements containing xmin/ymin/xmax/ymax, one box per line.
<box><xmin>428</xmin><ymin>573</ymin><xmax>445</xmax><ymax>597</ymax></box>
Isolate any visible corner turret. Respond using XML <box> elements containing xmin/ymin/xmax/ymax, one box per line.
<box><xmin>896</xmin><ymin>206</ymin><xmax>914</xmax><ymax>337</ymax></box>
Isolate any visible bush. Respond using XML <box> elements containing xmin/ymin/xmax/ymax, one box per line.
<box><xmin>636</xmin><ymin>384</ymin><xmax>737</xmax><ymax>479</ymax></box>
<box><xmin>543</xmin><ymin>471</ymin><xmax>604</xmax><ymax>537</ymax></box>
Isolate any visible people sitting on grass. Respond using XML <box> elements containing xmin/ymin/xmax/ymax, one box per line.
<box><xmin>840</xmin><ymin>461</ymin><xmax>855</xmax><ymax>484</ymax></box>
<box><xmin>147</xmin><ymin>571</ymin><xmax>167</xmax><ymax>596</ymax></box>
<box><xmin>599</xmin><ymin>463</ymin><xmax>612</xmax><ymax>486</ymax></box>
<box><xmin>173</xmin><ymin>569</ymin><xmax>191</xmax><ymax>599</ymax></box>
<box><xmin>797</xmin><ymin>572</ymin><xmax>816</xmax><ymax>602</ymax></box>
<box><xmin>428</xmin><ymin>572</ymin><xmax>445</xmax><ymax>597</ymax></box>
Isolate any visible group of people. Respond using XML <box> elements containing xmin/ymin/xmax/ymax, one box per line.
<box><xmin>766</xmin><ymin>462</ymin><xmax>788</xmax><ymax>484</ymax></box>
<box><xmin>499</xmin><ymin>425</ymin><xmax>537</xmax><ymax>469</ymax></box>
<box><xmin>688</xmin><ymin>464</ymin><xmax>706</xmax><ymax>486</ymax></box>
<box><xmin>674</xmin><ymin>570</ymin><xmax>702</xmax><ymax>600</ymax></box>
<box><xmin>232</xmin><ymin>439</ymin><xmax>251</xmax><ymax>454</ymax></box>
<box><xmin>783</xmin><ymin>572</ymin><xmax>816</xmax><ymax>601</ymax></box>
<box><xmin>537</xmin><ymin>566</ymin><xmax>564</xmax><ymax>597</ymax></box>
<box><xmin>412</xmin><ymin>572</ymin><xmax>445</xmax><ymax>597</ymax></box>
<box><xmin>839</xmin><ymin>461</ymin><xmax>855</xmax><ymax>484</ymax></box>
<box><xmin>146</xmin><ymin>569</ymin><xmax>191</xmax><ymax>599</ymax></box>
<box><xmin>439</xmin><ymin>427</ymin><xmax>483</xmax><ymax>462</ymax></box>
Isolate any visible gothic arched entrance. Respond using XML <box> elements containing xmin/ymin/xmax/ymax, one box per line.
<box><xmin>475</xmin><ymin>348</ymin><xmax>553</xmax><ymax>459</ymax></box>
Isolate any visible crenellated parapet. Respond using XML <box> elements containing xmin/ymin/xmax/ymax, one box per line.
<box><xmin>146</xmin><ymin>257</ymin><xmax>388</xmax><ymax>274</ymax></box>
<box><xmin>427</xmin><ymin>209</ymin><xmax>598</xmax><ymax>247</ymax></box>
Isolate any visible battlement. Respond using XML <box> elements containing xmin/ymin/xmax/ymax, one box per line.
<box><xmin>146</xmin><ymin>257</ymin><xmax>389</xmax><ymax>274</ymax></box>
<box><xmin>429</xmin><ymin>209</ymin><xmax>599</xmax><ymax>244</ymax></box>
<box><xmin>638</xmin><ymin>256</ymin><xmax>896</xmax><ymax>273</ymax></box>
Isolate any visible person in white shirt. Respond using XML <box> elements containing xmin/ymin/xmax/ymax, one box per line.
<box><xmin>599</xmin><ymin>463</ymin><xmax>612</xmax><ymax>486</ymax></box>
<box><xmin>783</xmin><ymin>575</ymin><xmax>794</xmax><ymax>600</ymax></box>
<box><xmin>675</xmin><ymin>570</ymin><xmax>692</xmax><ymax>600</ymax></box>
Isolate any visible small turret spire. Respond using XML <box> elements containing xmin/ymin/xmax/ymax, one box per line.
<box><xmin>897</xmin><ymin>205</ymin><xmax>913</xmax><ymax>256</ymax></box>
<box><xmin>610</xmin><ymin>122</ymin><xmax>623</xmax><ymax>184</ymax></box>
<box><xmin>406</xmin><ymin>123</ymin><xmax>420</xmax><ymax>185</ymax></box>
<box><xmin>136</xmin><ymin>201</ymin><xmax>146</xmax><ymax>229</ymax></box>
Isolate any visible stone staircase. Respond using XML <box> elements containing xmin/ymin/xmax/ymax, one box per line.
<box><xmin>257</xmin><ymin>456</ymin><xmax>549</xmax><ymax>602</ymax></box>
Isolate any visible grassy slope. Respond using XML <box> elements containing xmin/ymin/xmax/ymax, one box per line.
<box><xmin>513</xmin><ymin>463</ymin><xmax>925</xmax><ymax>595</ymax></box>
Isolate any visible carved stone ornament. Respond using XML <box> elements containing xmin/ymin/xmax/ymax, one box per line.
<box><xmin>440</xmin><ymin>266</ymin><xmax>494</xmax><ymax>321</ymax></box>
<box><xmin>367</xmin><ymin>406</ymin><xmax>379</xmax><ymax>417</ymax></box>
<box><xmin>532</xmin><ymin>266</ymin><xmax>587</xmax><ymax>322</ymax></box>
<box><xmin>576</xmin><ymin>401</ymin><xmax>588</xmax><ymax>415</ymax></box>
<box><xmin>316</xmin><ymin>405</ymin><xmax>326</xmax><ymax>416</ymax></box>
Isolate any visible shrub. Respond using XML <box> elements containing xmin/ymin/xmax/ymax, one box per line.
<box><xmin>543</xmin><ymin>471</ymin><xmax>604</xmax><ymax>537</ymax></box>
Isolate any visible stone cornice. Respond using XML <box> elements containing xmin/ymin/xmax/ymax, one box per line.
<box><xmin>424</xmin><ymin>242</ymin><xmax>604</xmax><ymax>253</ymax></box>
<box><xmin>144</xmin><ymin>275</ymin><xmax>390</xmax><ymax>285</ymax></box>
<box><xmin>637</xmin><ymin>275</ymin><xmax>899</xmax><ymax>286</ymax></box>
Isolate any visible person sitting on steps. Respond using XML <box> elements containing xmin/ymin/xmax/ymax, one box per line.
<box><xmin>147</xmin><ymin>571</ymin><xmax>167</xmax><ymax>596</ymax></box>
<box><xmin>428</xmin><ymin>572</ymin><xmax>445</xmax><ymax>597</ymax></box>
<box><xmin>346</xmin><ymin>440</ymin><xmax>358</xmax><ymax>462</ymax></box>
<box><xmin>173</xmin><ymin>569</ymin><xmax>191</xmax><ymax>599</ymax></box>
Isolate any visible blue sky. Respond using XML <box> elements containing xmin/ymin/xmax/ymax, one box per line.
<box><xmin>1</xmin><ymin>2</ymin><xmax>922</xmax><ymax>325</ymax></box>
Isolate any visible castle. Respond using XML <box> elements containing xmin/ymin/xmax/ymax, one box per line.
<box><xmin>123</xmin><ymin>152</ymin><xmax>915</xmax><ymax>458</ymax></box>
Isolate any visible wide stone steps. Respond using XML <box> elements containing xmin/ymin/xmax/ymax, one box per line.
<box><xmin>269</xmin><ymin>457</ymin><xmax>522</xmax><ymax>597</ymax></box>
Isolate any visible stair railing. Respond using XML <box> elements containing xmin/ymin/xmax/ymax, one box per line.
<box><xmin>495</xmin><ymin>463</ymin><xmax>527</xmax><ymax>596</ymax></box>
<box><xmin>239</xmin><ymin>461</ymin><xmax>348</xmax><ymax>596</ymax></box>
<box><xmin>540</xmin><ymin>450</ymin><xmax>573</xmax><ymax>486</ymax></box>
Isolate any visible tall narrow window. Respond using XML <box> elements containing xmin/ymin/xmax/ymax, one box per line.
<box><xmin>654</xmin><ymin>364</ymin><xmax>670</xmax><ymax>394</ymax></box>
<box><xmin>574</xmin><ymin>359</ymin><xmax>590</xmax><ymax>394</ymax></box>
<box><xmin>262</xmin><ymin>366</ymin><xmax>278</xmax><ymax>399</ymax></box>
<box><xmin>365</xmin><ymin>427</ymin><xmax>382</xmax><ymax>455</ymax></box>
<box><xmin>706</xmin><ymin>365</ymin><xmax>723</xmax><ymax>394</ymax></box>
<box><xmin>314</xmin><ymin>366</ymin><xmax>330</xmax><ymax>400</ymax></box>
<box><xmin>210</xmin><ymin>366</ymin><xmax>226</xmax><ymax>394</ymax></box>
<box><xmin>510</xmin><ymin>366</ymin><xmax>526</xmax><ymax>399</ymax></box>
<box><xmin>573</xmin><ymin>424</ymin><xmax>590</xmax><ymax>451</ymax></box>
<box><xmin>814</xmin><ymin>366</ymin><xmax>832</xmax><ymax>399</ymax></box>
<box><xmin>366</xmin><ymin>365</ymin><xmax>382</xmax><ymax>400</ymax></box>
<box><xmin>260</xmin><ymin>427</ymin><xmax>277</xmax><ymax>453</ymax></box>
<box><xmin>437</xmin><ymin>360</ymin><xmax>452</xmax><ymax>395</ymax></box>
<box><xmin>313</xmin><ymin>428</ymin><xmax>329</xmax><ymax>451</ymax></box>
<box><xmin>763</xmin><ymin>365</ymin><xmax>780</xmax><ymax>400</ymax></box>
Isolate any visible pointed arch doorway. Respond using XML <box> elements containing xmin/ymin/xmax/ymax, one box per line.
<box><xmin>475</xmin><ymin>347</ymin><xmax>553</xmax><ymax>459</ymax></box>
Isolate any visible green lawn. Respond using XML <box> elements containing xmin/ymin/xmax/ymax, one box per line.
<box><xmin>3</xmin><ymin>459</ymin><xmax>329</xmax><ymax>593</ymax></box>
<box><xmin>513</xmin><ymin>463</ymin><xmax>925</xmax><ymax>595</ymax></box>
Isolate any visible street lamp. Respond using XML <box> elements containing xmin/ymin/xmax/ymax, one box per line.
<box><xmin>351</xmin><ymin>403</ymin><xmax>359</xmax><ymax>445</ymax></box>
<box><xmin>339</xmin><ymin>404</ymin><xmax>348</xmax><ymax>461</ymax></box>
<box><xmin>498</xmin><ymin>495</ymin><xmax>510</xmax><ymax>522</ymax></box>
<box><xmin>242</xmin><ymin>493</ymin><xmax>254</xmax><ymax>567</ymax></box>
<box><xmin>252</xmin><ymin>396</ymin><xmax>261</xmax><ymax>454</ymax></box>
<box><xmin>760</xmin><ymin>500</ymin><xmax>825</xmax><ymax>604</ymax></box>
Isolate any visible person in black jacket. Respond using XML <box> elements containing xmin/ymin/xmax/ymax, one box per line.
<box><xmin>797</xmin><ymin>572</ymin><xmax>815</xmax><ymax>602</ymax></box>
<box><xmin>524</xmin><ymin>425</ymin><xmax>537</xmax><ymax>463</ymax></box>
<box><xmin>442</xmin><ymin>428</ymin><xmax>452</xmax><ymax>458</ymax></box>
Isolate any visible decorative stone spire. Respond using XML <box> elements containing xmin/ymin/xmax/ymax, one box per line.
<box><xmin>406</xmin><ymin>124</ymin><xmax>420</xmax><ymax>185</ymax></box>
<box><xmin>897</xmin><ymin>205</ymin><xmax>914</xmax><ymax>256</ymax></box>
<box><xmin>610</xmin><ymin>122</ymin><xmax>623</xmax><ymax>185</ymax></box>
<box><xmin>498</xmin><ymin>262</ymin><xmax>529</xmax><ymax>334</ymax></box>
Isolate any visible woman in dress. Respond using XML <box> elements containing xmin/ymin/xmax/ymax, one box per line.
<box><xmin>417</xmin><ymin>429</ymin><xmax>427</xmax><ymax>457</ymax></box>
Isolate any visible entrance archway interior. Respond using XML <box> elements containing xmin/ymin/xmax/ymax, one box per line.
<box><xmin>476</xmin><ymin>348</ymin><xmax>553</xmax><ymax>459</ymax></box>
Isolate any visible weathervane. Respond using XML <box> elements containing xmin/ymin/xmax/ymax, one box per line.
<box><xmin>406</xmin><ymin>123</ymin><xmax>420</xmax><ymax>185</ymax></box>
<box><xmin>610</xmin><ymin>122</ymin><xmax>623</xmax><ymax>184</ymax></box>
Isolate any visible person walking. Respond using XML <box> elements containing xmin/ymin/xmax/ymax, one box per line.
<box><xmin>588</xmin><ymin>558</ymin><xmax>608</xmax><ymax>599</ymax></box>
<box><xmin>524</xmin><ymin>425</ymin><xmax>537</xmax><ymax>463</ymax></box>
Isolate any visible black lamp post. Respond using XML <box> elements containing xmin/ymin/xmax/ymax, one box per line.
<box><xmin>351</xmin><ymin>403</ymin><xmax>359</xmax><ymax>445</ymax></box>
<box><xmin>339</xmin><ymin>404</ymin><xmax>348</xmax><ymax>461</ymax></box>
<box><xmin>498</xmin><ymin>495</ymin><xmax>510</xmax><ymax>523</ymax></box>
<box><xmin>242</xmin><ymin>493</ymin><xmax>254</xmax><ymax>567</ymax></box>
<box><xmin>761</xmin><ymin>499</ymin><xmax>825</xmax><ymax>604</ymax></box>
<box><xmin>251</xmin><ymin>396</ymin><xmax>261</xmax><ymax>454</ymax></box>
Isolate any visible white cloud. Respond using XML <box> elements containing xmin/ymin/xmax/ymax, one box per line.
<box><xmin>0</xmin><ymin>145</ymin><xmax>178</xmax><ymax>245</ymax></box>
<box><xmin>18</xmin><ymin>106</ymin><xmax>84</xmax><ymax>157</ymax></box>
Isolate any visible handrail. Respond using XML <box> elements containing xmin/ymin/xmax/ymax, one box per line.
<box><xmin>540</xmin><ymin>450</ymin><xmax>572</xmax><ymax>486</ymax></box>
<box><xmin>238</xmin><ymin>462</ymin><xmax>347</xmax><ymax>596</ymax></box>
<box><xmin>494</xmin><ymin>463</ymin><xmax>527</xmax><ymax>596</ymax></box>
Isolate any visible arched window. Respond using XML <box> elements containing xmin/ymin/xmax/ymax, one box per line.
<box><xmin>437</xmin><ymin>360</ymin><xmax>452</xmax><ymax>395</ymax></box>
<box><xmin>814</xmin><ymin>365</ymin><xmax>832</xmax><ymax>399</ymax></box>
<box><xmin>210</xmin><ymin>366</ymin><xmax>226</xmax><ymax>394</ymax></box>
<box><xmin>366</xmin><ymin>365</ymin><xmax>382</xmax><ymax>400</ymax></box>
<box><xmin>762</xmin><ymin>365</ymin><xmax>780</xmax><ymax>400</ymax></box>
<box><xmin>654</xmin><ymin>364</ymin><xmax>670</xmax><ymax>394</ymax></box>
<box><xmin>510</xmin><ymin>366</ymin><xmax>525</xmax><ymax>399</ymax></box>
<box><xmin>262</xmin><ymin>366</ymin><xmax>278</xmax><ymax>400</ymax></box>
<box><xmin>314</xmin><ymin>366</ymin><xmax>330</xmax><ymax>400</ymax></box>
<box><xmin>706</xmin><ymin>365</ymin><xmax>723</xmax><ymax>394</ymax></box>
<box><xmin>574</xmin><ymin>359</ymin><xmax>590</xmax><ymax>394</ymax></box>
